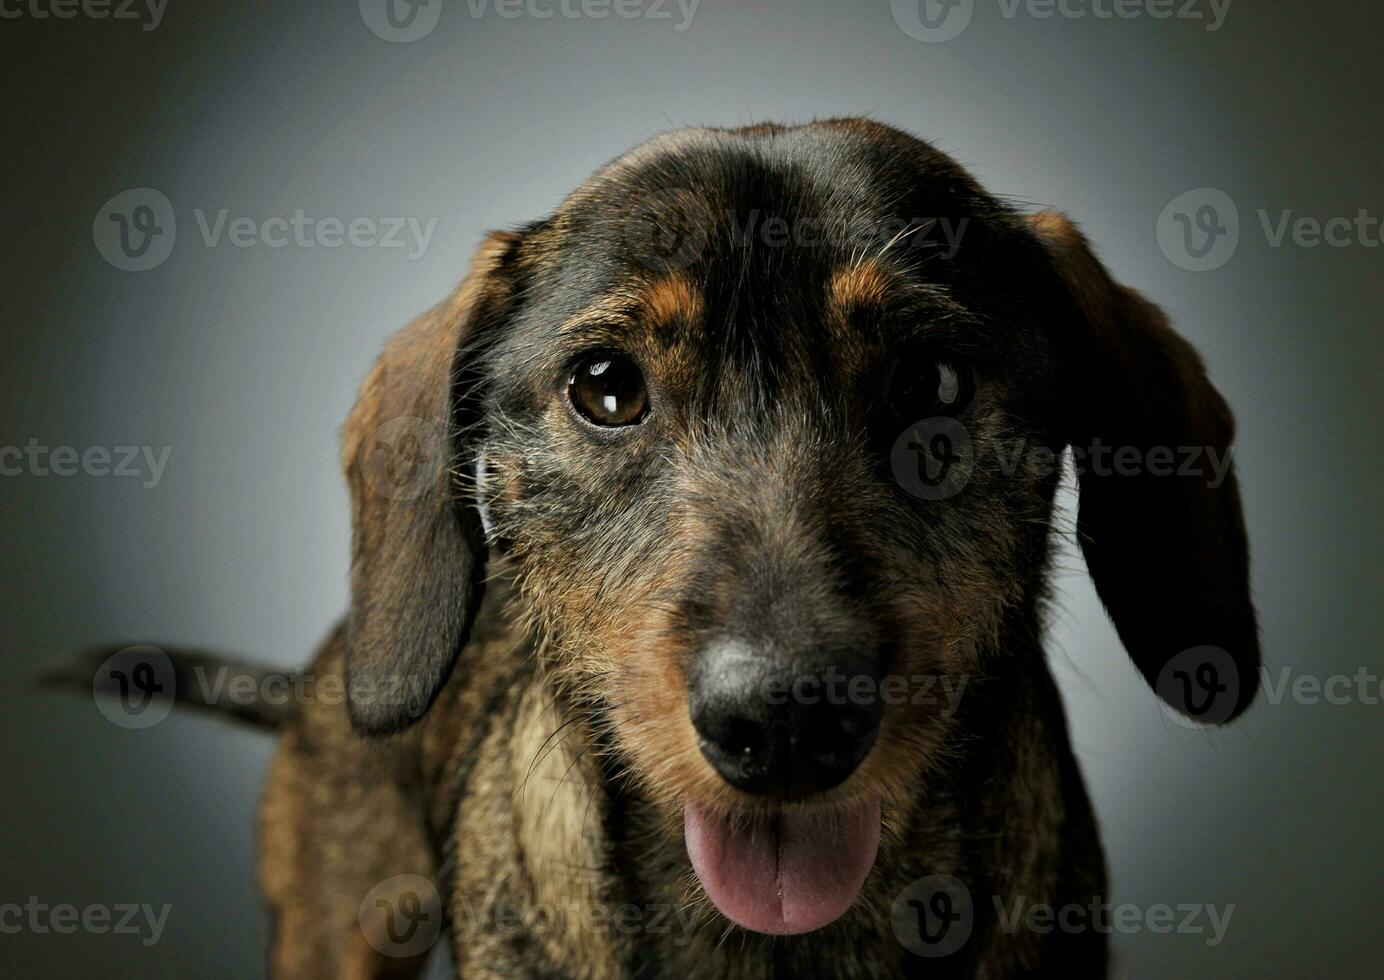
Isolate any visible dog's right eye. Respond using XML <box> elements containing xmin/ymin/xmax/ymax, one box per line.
<box><xmin>885</xmin><ymin>348</ymin><xmax>974</xmax><ymax>421</ymax></box>
<box><xmin>567</xmin><ymin>351</ymin><xmax>649</xmax><ymax>427</ymax></box>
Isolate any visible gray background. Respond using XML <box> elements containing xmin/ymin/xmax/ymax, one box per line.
<box><xmin>3</xmin><ymin>0</ymin><xmax>1381</xmax><ymax>976</ymax></box>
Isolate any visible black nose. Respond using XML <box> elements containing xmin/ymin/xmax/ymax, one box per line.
<box><xmin>688</xmin><ymin>641</ymin><xmax>883</xmax><ymax>798</ymax></box>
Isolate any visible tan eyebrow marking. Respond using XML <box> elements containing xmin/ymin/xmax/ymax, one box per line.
<box><xmin>828</xmin><ymin>260</ymin><xmax>894</xmax><ymax>314</ymax></box>
<box><xmin>555</xmin><ymin>274</ymin><xmax>703</xmax><ymax>338</ymax></box>
<box><xmin>641</xmin><ymin>274</ymin><xmax>703</xmax><ymax>327</ymax></box>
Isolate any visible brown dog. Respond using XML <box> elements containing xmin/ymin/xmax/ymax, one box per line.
<box><xmin>54</xmin><ymin>119</ymin><xmax>1258</xmax><ymax>978</ymax></box>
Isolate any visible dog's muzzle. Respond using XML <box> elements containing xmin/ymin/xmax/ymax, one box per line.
<box><xmin>683</xmin><ymin>639</ymin><xmax>885</xmax><ymax>935</ymax></box>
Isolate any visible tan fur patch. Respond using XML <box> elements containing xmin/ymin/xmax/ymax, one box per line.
<box><xmin>641</xmin><ymin>274</ymin><xmax>703</xmax><ymax>328</ymax></box>
<box><xmin>508</xmin><ymin>679</ymin><xmax>617</xmax><ymax>974</ymax></box>
<box><xmin>828</xmin><ymin>259</ymin><xmax>893</xmax><ymax>314</ymax></box>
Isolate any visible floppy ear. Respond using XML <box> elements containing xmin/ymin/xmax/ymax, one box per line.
<box><xmin>341</xmin><ymin>231</ymin><xmax>522</xmax><ymax>734</ymax></box>
<box><xmin>1029</xmin><ymin>212</ymin><xmax>1259</xmax><ymax>723</ymax></box>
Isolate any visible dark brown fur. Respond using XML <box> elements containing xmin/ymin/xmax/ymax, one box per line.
<box><xmin>56</xmin><ymin>119</ymin><xmax>1259</xmax><ymax>978</ymax></box>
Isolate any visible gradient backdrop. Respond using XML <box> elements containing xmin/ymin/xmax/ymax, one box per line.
<box><xmin>4</xmin><ymin>1</ymin><xmax>1382</xmax><ymax>976</ymax></box>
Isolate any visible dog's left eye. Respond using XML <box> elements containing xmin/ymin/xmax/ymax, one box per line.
<box><xmin>886</xmin><ymin>349</ymin><xmax>974</xmax><ymax>420</ymax></box>
<box><xmin>568</xmin><ymin>351</ymin><xmax>649</xmax><ymax>427</ymax></box>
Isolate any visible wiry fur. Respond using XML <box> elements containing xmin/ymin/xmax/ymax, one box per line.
<box><xmin>52</xmin><ymin>119</ymin><xmax>1258</xmax><ymax>978</ymax></box>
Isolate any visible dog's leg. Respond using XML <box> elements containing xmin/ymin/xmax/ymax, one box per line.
<box><xmin>958</xmin><ymin>661</ymin><xmax>1110</xmax><ymax>978</ymax></box>
<box><xmin>258</xmin><ymin>626</ymin><xmax>438</xmax><ymax>980</ymax></box>
<box><xmin>449</xmin><ymin>673</ymin><xmax>624</xmax><ymax>979</ymax></box>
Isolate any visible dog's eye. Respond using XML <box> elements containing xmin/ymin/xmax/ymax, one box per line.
<box><xmin>886</xmin><ymin>349</ymin><xmax>973</xmax><ymax>420</ymax></box>
<box><xmin>568</xmin><ymin>351</ymin><xmax>649</xmax><ymax>427</ymax></box>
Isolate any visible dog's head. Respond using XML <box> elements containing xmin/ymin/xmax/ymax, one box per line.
<box><xmin>341</xmin><ymin>120</ymin><xmax>1258</xmax><ymax>935</ymax></box>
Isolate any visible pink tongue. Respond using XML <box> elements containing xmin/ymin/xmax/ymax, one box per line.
<box><xmin>684</xmin><ymin>799</ymin><xmax>880</xmax><ymax>935</ymax></box>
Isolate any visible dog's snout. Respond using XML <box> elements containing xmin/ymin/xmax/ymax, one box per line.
<box><xmin>689</xmin><ymin>641</ymin><xmax>883</xmax><ymax>799</ymax></box>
